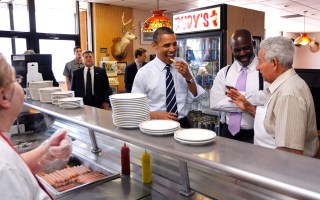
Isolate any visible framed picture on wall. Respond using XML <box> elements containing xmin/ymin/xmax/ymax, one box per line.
<box><xmin>140</xmin><ymin>22</ymin><xmax>153</xmax><ymax>45</ymax></box>
<box><xmin>117</xmin><ymin>62</ymin><xmax>127</xmax><ymax>74</ymax></box>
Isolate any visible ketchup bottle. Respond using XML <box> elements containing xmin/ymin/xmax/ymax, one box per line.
<box><xmin>141</xmin><ymin>149</ymin><xmax>152</xmax><ymax>183</ymax></box>
<box><xmin>121</xmin><ymin>143</ymin><xmax>130</xmax><ymax>175</ymax></box>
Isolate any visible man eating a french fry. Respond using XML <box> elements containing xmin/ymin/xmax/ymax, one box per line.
<box><xmin>132</xmin><ymin>27</ymin><xmax>205</xmax><ymax>128</ymax></box>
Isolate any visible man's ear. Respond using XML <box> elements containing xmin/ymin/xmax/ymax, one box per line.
<box><xmin>0</xmin><ymin>88</ymin><xmax>10</xmax><ymax>108</ymax></box>
<box><xmin>271</xmin><ymin>58</ymin><xmax>279</xmax><ymax>70</ymax></box>
<box><xmin>151</xmin><ymin>42</ymin><xmax>158</xmax><ymax>50</ymax></box>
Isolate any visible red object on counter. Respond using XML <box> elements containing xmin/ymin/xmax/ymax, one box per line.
<box><xmin>121</xmin><ymin>143</ymin><xmax>130</xmax><ymax>175</ymax></box>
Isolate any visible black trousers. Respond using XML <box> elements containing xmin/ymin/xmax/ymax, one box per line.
<box><xmin>84</xmin><ymin>95</ymin><xmax>95</xmax><ymax>107</ymax></box>
<box><xmin>220</xmin><ymin>123</ymin><xmax>254</xmax><ymax>144</ymax></box>
<box><xmin>179</xmin><ymin>117</ymin><xmax>191</xmax><ymax>128</ymax></box>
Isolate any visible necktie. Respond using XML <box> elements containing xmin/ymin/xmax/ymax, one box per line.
<box><xmin>86</xmin><ymin>68</ymin><xmax>92</xmax><ymax>97</ymax></box>
<box><xmin>228</xmin><ymin>67</ymin><xmax>247</xmax><ymax>135</ymax></box>
<box><xmin>165</xmin><ymin>65</ymin><xmax>178</xmax><ymax>115</ymax></box>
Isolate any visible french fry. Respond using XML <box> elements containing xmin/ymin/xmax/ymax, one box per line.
<box><xmin>170</xmin><ymin>58</ymin><xmax>176</xmax><ymax>63</ymax></box>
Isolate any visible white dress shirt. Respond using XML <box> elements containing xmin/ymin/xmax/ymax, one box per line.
<box><xmin>132</xmin><ymin>56</ymin><xmax>205</xmax><ymax>119</ymax></box>
<box><xmin>84</xmin><ymin>66</ymin><xmax>94</xmax><ymax>95</ymax></box>
<box><xmin>210</xmin><ymin>56</ymin><xmax>269</xmax><ymax>130</ymax></box>
<box><xmin>135</xmin><ymin>60</ymin><xmax>142</xmax><ymax>70</ymax></box>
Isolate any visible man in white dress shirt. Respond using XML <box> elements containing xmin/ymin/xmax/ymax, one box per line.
<box><xmin>132</xmin><ymin>27</ymin><xmax>205</xmax><ymax>128</ymax></box>
<box><xmin>210</xmin><ymin>29</ymin><xmax>268</xmax><ymax>143</ymax></box>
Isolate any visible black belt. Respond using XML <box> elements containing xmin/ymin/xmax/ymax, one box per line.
<box><xmin>220</xmin><ymin>123</ymin><xmax>254</xmax><ymax>143</ymax></box>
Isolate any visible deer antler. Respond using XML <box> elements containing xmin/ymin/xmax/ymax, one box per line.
<box><xmin>122</xmin><ymin>12</ymin><xmax>132</xmax><ymax>28</ymax></box>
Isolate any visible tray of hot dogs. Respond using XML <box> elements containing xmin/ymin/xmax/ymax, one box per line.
<box><xmin>36</xmin><ymin>152</ymin><xmax>120</xmax><ymax>199</ymax></box>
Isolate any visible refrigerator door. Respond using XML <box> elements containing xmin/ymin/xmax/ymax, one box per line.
<box><xmin>176</xmin><ymin>36</ymin><xmax>221</xmax><ymax>124</ymax></box>
<box><xmin>176</xmin><ymin>36</ymin><xmax>220</xmax><ymax>91</ymax></box>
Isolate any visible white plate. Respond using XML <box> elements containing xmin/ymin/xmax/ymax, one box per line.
<box><xmin>140</xmin><ymin>126</ymin><xmax>180</xmax><ymax>133</ymax></box>
<box><xmin>111</xmin><ymin>101</ymin><xmax>149</xmax><ymax>106</ymax></box>
<box><xmin>58</xmin><ymin>97</ymin><xmax>83</xmax><ymax>102</ymax></box>
<box><xmin>59</xmin><ymin>102</ymin><xmax>82</xmax><ymax>106</ymax></box>
<box><xmin>174</xmin><ymin>135</ymin><xmax>215</xmax><ymax>145</ymax></box>
<box><xmin>112</xmin><ymin>106</ymin><xmax>150</xmax><ymax>112</ymax></box>
<box><xmin>113</xmin><ymin>121</ymin><xmax>140</xmax><ymax>128</ymax></box>
<box><xmin>174</xmin><ymin>128</ymin><xmax>216</xmax><ymax>142</ymax></box>
<box><xmin>110</xmin><ymin>93</ymin><xmax>147</xmax><ymax>100</ymax></box>
<box><xmin>51</xmin><ymin>91</ymin><xmax>74</xmax><ymax>95</ymax></box>
<box><xmin>139</xmin><ymin>120</ymin><xmax>180</xmax><ymax>131</ymax></box>
<box><xmin>140</xmin><ymin>129</ymin><xmax>177</xmax><ymax>136</ymax></box>
<box><xmin>59</xmin><ymin>104</ymin><xmax>82</xmax><ymax>109</ymax></box>
<box><xmin>113</xmin><ymin>116</ymin><xmax>149</xmax><ymax>121</ymax></box>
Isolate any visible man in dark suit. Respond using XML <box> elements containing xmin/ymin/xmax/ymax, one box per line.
<box><xmin>124</xmin><ymin>48</ymin><xmax>147</xmax><ymax>92</ymax></box>
<box><xmin>71</xmin><ymin>50</ymin><xmax>112</xmax><ymax>109</ymax></box>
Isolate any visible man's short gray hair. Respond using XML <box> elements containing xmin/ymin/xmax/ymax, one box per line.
<box><xmin>260</xmin><ymin>36</ymin><xmax>295</xmax><ymax>68</ymax></box>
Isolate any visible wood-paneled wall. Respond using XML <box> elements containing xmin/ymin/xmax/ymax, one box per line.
<box><xmin>92</xmin><ymin>4</ymin><xmax>134</xmax><ymax>65</ymax></box>
<box><xmin>80</xmin><ymin>11</ymin><xmax>88</xmax><ymax>51</ymax></box>
<box><xmin>226</xmin><ymin>5</ymin><xmax>265</xmax><ymax>65</ymax></box>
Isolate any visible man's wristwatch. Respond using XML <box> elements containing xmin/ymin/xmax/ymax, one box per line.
<box><xmin>186</xmin><ymin>77</ymin><xmax>195</xmax><ymax>84</ymax></box>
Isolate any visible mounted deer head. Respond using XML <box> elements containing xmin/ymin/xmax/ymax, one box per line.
<box><xmin>112</xmin><ymin>12</ymin><xmax>137</xmax><ymax>61</ymax></box>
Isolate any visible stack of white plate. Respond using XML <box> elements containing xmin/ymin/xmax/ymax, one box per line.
<box><xmin>51</xmin><ymin>91</ymin><xmax>74</xmax><ymax>105</ymax></box>
<box><xmin>38</xmin><ymin>87</ymin><xmax>62</xmax><ymax>103</ymax></box>
<box><xmin>58</xmin><ymin>97</ymin><xmax>84</xmax><ymax>109</ymax></box>
<box><xmin>110</xmin><ymin>93</ymin><xmax>150</xmax><ymax>128</ymax></box>
<box><xmin>28</xmin><ymin>81</ymin><xmax>53</xmax><ymax>100</ymax></box>
<box><xmin>139</xmin><ymin>120</ymin><xmax>181</xmax><ymax>136</ymax></box>
<box><xmin>174</xmin><ymin>128</ymin><xmax>216</xmax><ymax>145</ymax></box>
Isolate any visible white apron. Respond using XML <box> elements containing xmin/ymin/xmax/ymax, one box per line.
<box><xmin>254</xmin><ymin>96</ymin><xmax>276</xmax><ymax>149</ymax></box>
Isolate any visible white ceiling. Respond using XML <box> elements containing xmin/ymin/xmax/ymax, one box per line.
<box><xmin>83</xmin><ymin>0</ymin><xmax>320</xmax><ymax>32</ymax></box>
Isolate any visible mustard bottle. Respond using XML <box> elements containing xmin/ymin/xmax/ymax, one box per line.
<box><xmin>141</xmin><ymin>149</ymin><xmax>152</xmax><ymax>183</ymax></box>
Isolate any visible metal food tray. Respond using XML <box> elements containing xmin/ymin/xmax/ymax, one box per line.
<box><xmin>37</xmin><ymin>152</ymin><xmax>120</xmax><ymax>199</ymax></box>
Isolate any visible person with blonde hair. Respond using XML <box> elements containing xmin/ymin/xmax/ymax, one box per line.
<box><xmin>0</xmin><ymin>53</ymin><xmax>72</xmax><ymax>199</ymax></box>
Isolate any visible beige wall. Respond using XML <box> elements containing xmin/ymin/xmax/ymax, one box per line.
<box><xmin>131</xmin><ymin>9</ymin><xmax>173</xmax><ymax>62</ymax></box>
<box><xmin>283</xmin><ymin>32</ymin><xmax>320</xmax><ymax>69</ymax></box>
<box><xmin>91</xmin><ymin>4</ymin><xmax>164</xmax><ymax>63</ymax></box>
<box><xmin>92</xmin><ymin>4</ymin><xmax>134</xmax><ymax>64</ymax></box>
<box><xmin>226</xmin><ymin>5</ymin><xmax>265</xmax><ymax>65</ymax></box>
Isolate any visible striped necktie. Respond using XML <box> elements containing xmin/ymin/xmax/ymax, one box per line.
<box><xmin>165</xmin><ymin>65</ymin><xmax>178</xmax><ymax>115</ymax></box>
<box><xmin>228</xmin><ymin>67</ymin><xmax>247</xmax><ymax>135</ymax></box>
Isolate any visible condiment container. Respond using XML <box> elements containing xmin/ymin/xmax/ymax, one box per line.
<box><xmin>121</xmin><ymin>143</ymin><xmax>130</xmax><ymax>175</ymax></box>
<box><xmin>141</xmin><ymin>149</ymin><xmax>152</xmax><ymax>183</ymax></box>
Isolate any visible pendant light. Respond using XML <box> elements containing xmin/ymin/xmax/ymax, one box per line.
<box><xmin>294</xmin><ymin>11</ymin><xmax>312</xmax><ymax>46</ymax></box>
<box><xmin>142</xmin><ymin>0</ymin><xmax>172</xmax><ymax>32</ymax></box>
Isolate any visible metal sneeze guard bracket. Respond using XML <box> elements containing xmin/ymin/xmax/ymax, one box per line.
<box><xmin>179</xmin><ymin>160</ymin><xmax>195</xmax><ymax>196</ymax></box>
<box><xmin>88</xmin><ymin>129</ymin><xmax>101</xmax><ymax>153</ymax></box>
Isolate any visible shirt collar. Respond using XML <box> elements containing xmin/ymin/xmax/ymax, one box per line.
<box><xmin>234</xmin><ymin>55</ymin><xmax>257</xmax><ymax>72</ymax></box>
<box><xmin>153</xmin><ymin>56</ymin><xmax>173</xmax><ymax>72</ymax></box>
<box><xmin>267</xmin><ymin>68</ymin><xmax>296</xmax><ymax>94</ymax></box>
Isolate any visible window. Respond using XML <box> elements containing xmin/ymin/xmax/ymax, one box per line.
<box><xmin>0</xmin><ymin>0</ymin><xmax>80</xmax><ymax>84</ymax></box>
<box><xmin>40</xmin><ymin>39</ymin><xmax>76</xmax><ymax>82</ymax></box>
<box><xmin>35</xmin><ymin>0</ymin><xmax>77</xmax><ymax>34</ymax></box>
<box><xmin>0</xmin><ymin>38</ymin><xmax>13</xmax><ymax>62</ymax></box>
<box><xmin>0</xmin><ymin>3</ymin><xmax>10</xmax><ymax>31</ymax></box>
<box><xmin>13</xmin><ymin>0</ymin><xmax>29</xmax><ymax>32</ymax></box>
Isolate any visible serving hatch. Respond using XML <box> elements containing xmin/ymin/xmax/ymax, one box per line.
<box><xmin>36</xmin><ymin>152</ymin><xmax>120</xmax><ymax>199</ymax></box>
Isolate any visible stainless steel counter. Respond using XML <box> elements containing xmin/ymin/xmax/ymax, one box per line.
<box><xmin>24</xmin><ymin>100</ymin><xmax>320</xmax><ymax>199</ymax></box>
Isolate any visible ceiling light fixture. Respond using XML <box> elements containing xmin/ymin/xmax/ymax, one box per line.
<box><xmin>294</xmin><ymin>11</ymin><xmax>312</xmax><ymax>46</ymax></box>
<box><xmin>142</xmin><ymin>0</ymin><xmax>172</xmax><ymax>32</ymax></box>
